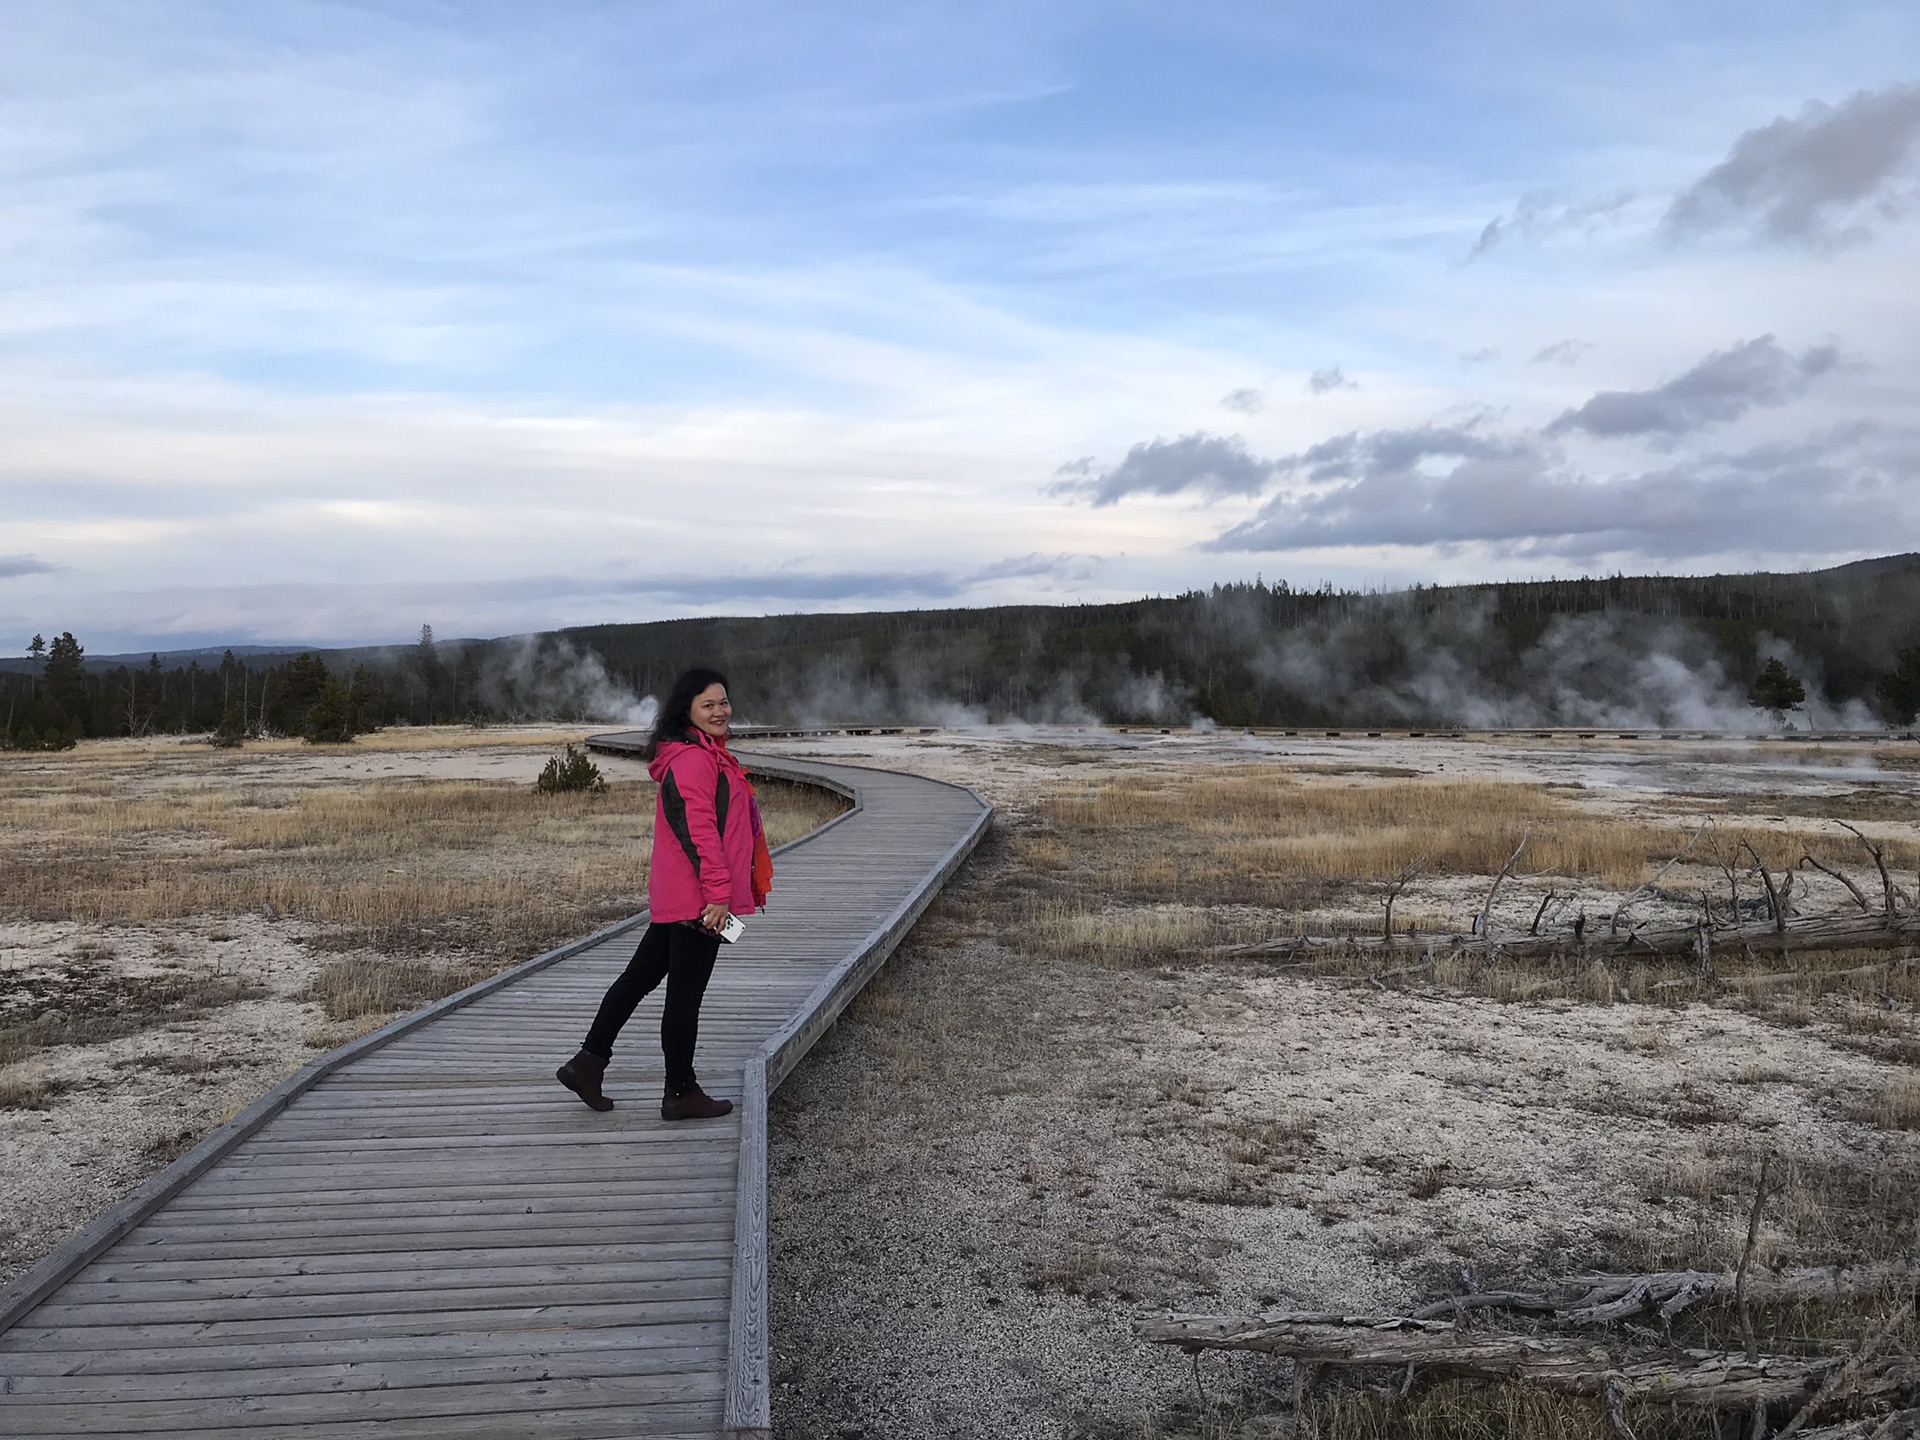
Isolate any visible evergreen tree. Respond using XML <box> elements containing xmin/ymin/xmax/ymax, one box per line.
<box><xmin>348</xmin><ymin>664</ymin><xmax>381</xmax><ymax>731</ymax></box>
<box><xmin>43</xmin><ymin>632</ymin><xmax>87</xmax><ymax>734</ymax></box>
<box><xmin>415</xmin><ymin>624</ymin><xmax>443</xmax><ymax>722</ymax></box>
<box><xmin>1747</xmin><ymin>657</ymin><xmax>1806</xmax><ymax>719</ymax></box>
<box><xmin>1878</xmin><ymin>646</ymin><xmax>1920</xmax><ymax>727</ymax></box>
<box><xmin>305</xmin><ymin>676</ymin><xmax>357</xmax><ymax>743</ymax></box>
<box><xmin>212</xmin><ymin>702</ymin><xmax>248</xmax><ymax>748</ymax></box>
<box><xmin>454</xmin><ymin>645</ymin><xmax>482</xmax><ymax>719</ymax></box>
<box><xmin>27</xmin><ymin>634</ymin><xmax>45</xmax><ymax>661</ymax></box>
<box><xmin>268</xmin><ymin>653</ymin><xmax>333</xmax><ymax>735</ymax></box>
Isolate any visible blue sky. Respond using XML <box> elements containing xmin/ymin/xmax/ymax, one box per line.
<box><xmin>3</xmin><ymin>1</ymin><xmax>1918</xmax><ymax>650</ymax></box>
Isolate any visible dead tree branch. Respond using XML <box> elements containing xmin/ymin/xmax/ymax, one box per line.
<box><xmin>1382</xmin><ymin>853</ymin><xmax>1430</xmax><ymax>940</ymax></box>
<box><xmin>1737</xmin><ymin>1151</ymin><xmax>1779</xmax><ymax>1363</ymax></box>
<box><xmin>1478</xmin><ymin>832</ymin><xmax>1529</xmax><ymax>940</ymax></box>
<box><xmin>1795</xmin><ymin>1410</ymin><xmax>1920</xmax><ymax>1440</ymax></box>
<box><xmin>1838</xmin><ymin>822</ymin><xmax>1901</xmax><ymax>918</ymax></box>
<box><xmin>1613</xmin><ymin>822</ymin><xmax>1709</xmax><ymax>935</ymax></box>
<box><xmin>1798</xmin><ymin>851</ymin><xmax>1872</xmax><ymax>913</ymax></box>
<box><xmin>1743</xmin><ymin>842</ymin><xmax>1788</xmax><ymax>935</ymax></box>
<box><xmin>1779</xmin><ymin>1288</ymin><xmax>1920</xmax><ymax>1439</ymax></box>
<box><xmin>1532</xmin><ymin>889</ymin><xmax>1561</xmax><ymax>936</ymax></box>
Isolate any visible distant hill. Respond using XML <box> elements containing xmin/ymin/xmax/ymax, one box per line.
<box><xmin>560</xmin><ymin>554</ymin><xmax>1920</xmax><ymax>729</ymax></box>
<box><xmin>7</xmin><ymin>556</ymin><xmax>1919</xmax><ymax>741</ymax></box>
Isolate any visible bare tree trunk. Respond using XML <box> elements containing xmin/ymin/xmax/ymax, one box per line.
<box><xmin>1838</xmin><ymin>822</ymin><xmax>1901</xmax><ymax>917</ymax></box>
<box><xmin>1479</xmin><ymin>833</ymin><xmax>1529</xmax><ymax>939</ymax></box>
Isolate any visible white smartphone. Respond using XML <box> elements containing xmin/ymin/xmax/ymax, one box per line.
<box><xmin>717</xmin><ymin>914</ymin><xmax>746</xmax><ymax>944</ymax></box>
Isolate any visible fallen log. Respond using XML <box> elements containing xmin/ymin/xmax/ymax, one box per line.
<box><xmin>1136</xmin><ymin>1310</ymin><xmax>1919</xmax><ymax>1415</ymax></box>
<box><xmin>1411</xmin><ymin>1265</ymin><xmax>1914</xmax><ymax>1327</ymax></box>
<box><xmin>1797</xmin><ymin>1408</ymin><xmax>1920</xmax><ymax>1439</ymax></box>
<box><xmin>1212</xmin><ymin>914</ymin><xmax>1920</xmax><ymax>964</ymax></box>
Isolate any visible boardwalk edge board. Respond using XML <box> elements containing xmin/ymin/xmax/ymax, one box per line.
<box><xmin>0</xmin><ymin>747</ymin><xmax>855</xmax><ymax>1340</ymax></box>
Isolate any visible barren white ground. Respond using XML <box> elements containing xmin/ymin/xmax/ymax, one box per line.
<box><xmin>755</xmin><ymin>730</ymin><xmax>1920</xmax><ymax>1439</ymax></box>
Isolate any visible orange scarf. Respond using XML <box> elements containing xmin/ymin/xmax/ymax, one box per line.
<box><xmin>704</xmin><ymin>732</ymin><xmax>775</xmax><ymax>907</ymax></box>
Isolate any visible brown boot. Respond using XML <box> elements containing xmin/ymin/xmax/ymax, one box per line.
<box><xmin>557</xmin><ymin>1049</ymin><xmax>614</xmax><ymax>1112</ymax></box>
<box><xmin>661</xmin><ymin>1083</ymin><xmax>732</xmax><ymax>1121</ymax></box>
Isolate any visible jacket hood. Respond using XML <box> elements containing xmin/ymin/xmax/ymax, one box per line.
<box><xmin>647</xmin><ymin>730</ymin><xmax>738</xmax><ymax>784</ymax></box>
<box><xmin>646</xmin><ymin>739</ymin><xmax>693</xmax><ymax>784</ymax></box>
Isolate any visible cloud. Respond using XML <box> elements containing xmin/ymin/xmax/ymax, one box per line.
<box><xmin>1049</xmin><ymin>432</ymin><xmax>1280</xmax><ymax>507</ymax></box>
<box><xmin>1467</xmin><ymin>192</ymin><xmax>1635</xmax><ymax>259</ymax></box>
<box><xmin>1289</xmin><ymin>421</ymin><xmax>1533</xmax><ymax>483</ymax></box>
<box><xmin>1460</xmin><ymin>348</ymin><xmax>1499</xmax><ymax>366</ymax></box>
<box><xmin>0</xmin><ymin>554</ymin><xmax>57</xmax><ymax>579</ymax></box>
<box><xmin>965</xmin><ymin>552</ymin><xmax>1091</xmax><ymax>584</ymax></box>
<box><xmin>1546</xmin><ymin>336</ymin><xmax>1839</xmax><ymax>439</ymax></box>
<box><xmin>1209</xmin><ymin>420</ymin><xmax>1916</xmax><ymax>561</ymax></box>
<box><xmin>1306</xmin><ymin>365</ymin><xmax>1356</xmax><ymax>394</ymax></box>
<box><xmin>1208</xmin><ymin>422</ymin><xmax>1548</xmax><ymax>551</ymax></box>
<box><xmin>1665</xmin><ymin>83</ymin><xmax>1920</xmax><ymax>246</ymax></box>
<box><xmin>50</xmin><ymin>554</ymin><xmax>1103</xmax><ymax>649</ymax></box>
<box><xmin>1220</xmin><ymin>387</ymin><xmax>1264</xmax><ymax>413</ymax></box>
<box><xmin>1531</xmin><ymin>339</ymin><xmax>1592</xmax><ymax>367</ymax></box>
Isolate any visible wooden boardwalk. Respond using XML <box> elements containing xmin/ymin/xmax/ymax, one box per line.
<box><xmin>0</xmin><ymin>749</ymin><xmax>990</xmax><ymax>1439</ymax></box>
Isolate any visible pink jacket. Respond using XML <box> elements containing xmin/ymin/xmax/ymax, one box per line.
<box><xmin>646</xmin><ymin>732</ymin><xmax>762</xmax><ymax>923</ymax></box>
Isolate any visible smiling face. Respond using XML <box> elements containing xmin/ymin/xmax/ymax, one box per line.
<box><xmin>688</xmin><ymin>683</ymin><xmax>732</xmax><ymax>740</ymax></box>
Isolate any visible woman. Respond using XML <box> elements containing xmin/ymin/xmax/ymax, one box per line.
<box><xmin>557</xmin><ymin>667</ymin><xmax>772</xmax><ymax>1120</ymax></box>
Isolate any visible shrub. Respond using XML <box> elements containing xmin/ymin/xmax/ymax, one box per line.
<box><xmin>535</xmin><ymin>744</ymin><xmax>605</xmax><ymax>794</ymax></box>
<box><xmin>2</xmin><ymin>723</ymin><xmax>76</xmax><ymax>752</ymax></box>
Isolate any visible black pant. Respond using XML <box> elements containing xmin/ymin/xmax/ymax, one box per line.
<box><xmin>582</xmin><ymin>922</ymin><xmax>721</xmax><ymax>1090</ymax></box>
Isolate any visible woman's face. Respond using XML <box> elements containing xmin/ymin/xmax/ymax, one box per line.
<box><xmin>688</xmin><ymin>683</ymin><xmax>732</xmax><ymax>740</ymax></box>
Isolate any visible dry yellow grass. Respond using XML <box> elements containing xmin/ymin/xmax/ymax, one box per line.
<box><xmin>1005</xmin><ymin>768</ymin><xmax>1920</xmax><ymax>1023</ymax></box>
<box><xmin>1866</xmin><ymin>1074</ymin><xmax>1920</xmax><ymax>1131</ymax></box>
<box><xmin>1032</xmin><ymin>768</ymin><xmax>1918</xmax><ymax>893</ymax></box>
<box><xmin>1026</xmin><ymin>901</ymin><xmax>1223</xmax><ymax>966</ymax></box>
<box><xmin>14</xmin><ymin>726</ymin><xmax>592</xmax><ymax>764</ymax></box>
<box><xmin>0</xmin><ymin>1066</ymin><xmax>66</xmax><ymax>1112</ymax></box>
<box><xmin>0</xmin><ymin>743</ymin><xmax>847</xmax><ymax>968</ymax></box>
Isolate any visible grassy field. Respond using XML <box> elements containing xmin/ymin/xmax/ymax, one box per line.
<box><xmin>1009</xmin><ymin>767</ymin><xmax>1920</xmax><ymax>1027</ymax></box>
<box><xmin>1</xmin><ymin>731</ymin><xmax>841</xmax><ymax>956</ymax></box>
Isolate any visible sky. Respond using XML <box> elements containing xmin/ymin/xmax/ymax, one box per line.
<box><xmin>3</xmin><ymin>1</ymin><xmax>1918</xmax><ymax>652</ymax></box>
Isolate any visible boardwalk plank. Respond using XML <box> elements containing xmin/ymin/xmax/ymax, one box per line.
<box><xmin>83</xmin><ymin>1239</ymin><xmax>733</xmax><ymax>1281</ymax></box>
<box><xmin>3</xmin><ymin>1372</ymin><xmax>725</xmax><ymax>1433</ymax></box>
<box><xmin>0</xmin><ymin>1319</ymin><xmax>726</xmax><ymax>1373</ymax></box>
<box><xmin>4</xmin><ymin>1300</ymin><xmax>727</xmax><ymax>1351</ymax></box>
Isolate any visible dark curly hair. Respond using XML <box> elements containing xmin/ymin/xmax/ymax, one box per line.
<box><xmin>641</xmin><ymin>667</ymin><xmax>730</xmax><ymax>759</ymax></box>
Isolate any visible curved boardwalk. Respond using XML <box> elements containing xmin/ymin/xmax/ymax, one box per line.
<box><xmin>0</xmin><ymin>750</ymin><xmax>989</xmax><ymax>1439</ymax></box>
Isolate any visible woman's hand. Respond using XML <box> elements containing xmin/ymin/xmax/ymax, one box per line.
<box><xmin>700</xmin><ymin>903</ymin><xmax>731</xmax><ymax>932</ymax></box>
